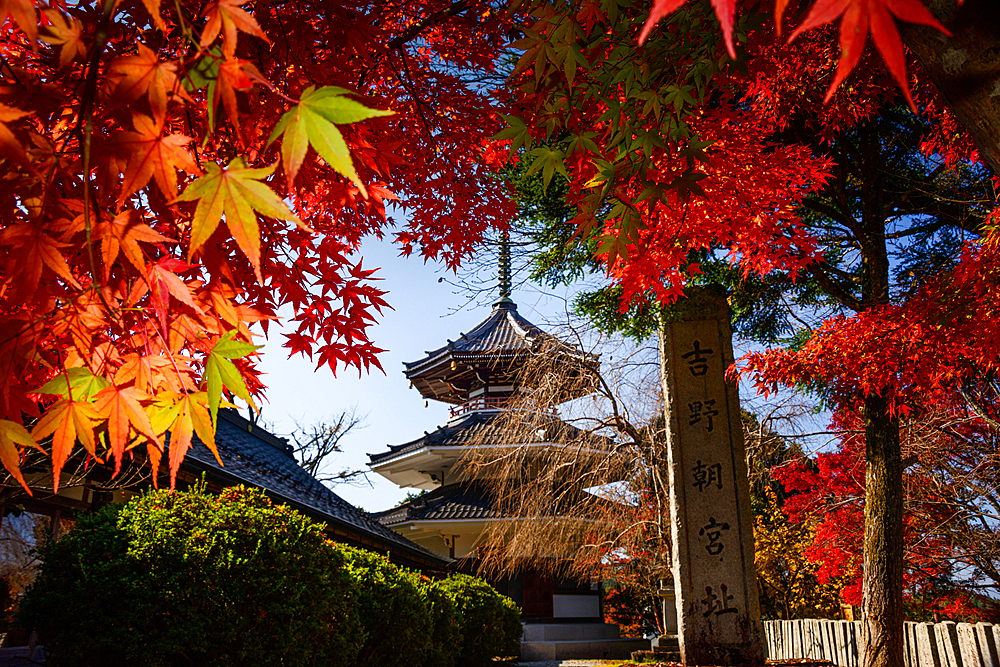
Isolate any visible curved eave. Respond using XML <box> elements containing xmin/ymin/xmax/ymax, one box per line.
<box><xmin>368</xmin><ymin>441</ymin><xmax>614</xmax><ymax>489</ymax></box>
<box><xmin>406</xmin><ymin>351</ymin><xmax>602</xmax><ymax>405</ymax></box>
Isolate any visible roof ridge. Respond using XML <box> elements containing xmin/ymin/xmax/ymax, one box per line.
<box><xmin>218</xmin><ymin>408</ymin><xmax>296</xmax><ymax>458</ymax></box>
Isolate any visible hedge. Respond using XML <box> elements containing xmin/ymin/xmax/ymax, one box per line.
<box><xmin>436</xmin><ymin>574</ymin><xmax>522</xmax><ymax>666</ymax></box>
<box><xmin>18</xmin><ymin>485</ymin><xmax>522</xmax><ymax>667</ymax></box>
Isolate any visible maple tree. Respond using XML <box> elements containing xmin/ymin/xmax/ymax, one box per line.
<box><xmin>772</xmin><ymin>395</ymin><xmax>1000</xmax><ymax>623</ymax></box>
<box><xmin>0</xmin><ymin>0</ymin><xmax>512</xmax><ymax>491</ymax></box>
<box><xmin>754</xmin><ymin>485</ymin><xmax>853</xmax><ymax>620</ymax></box>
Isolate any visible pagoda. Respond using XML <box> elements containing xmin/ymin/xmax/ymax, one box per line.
<box><xmin>368</xmin><ymin>238</ymin><xmax>650</xmax><ymax>659</ymax></box>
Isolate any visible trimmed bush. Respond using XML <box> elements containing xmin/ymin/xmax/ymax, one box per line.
<box><xmin>333</xmin><ymin>544</ymin><xmax>432</xmax><ymax>667</ymax></box>
<box><xmin>19</xmin><ymin>486</ymin><xmax>361</xmax><ymax>667</ymax></box>
<box><xmin>436</xmin><ymin>573</ymin><xmax>522</xmax><ymax>667</ymax></box>
<box><xmin>20</xmin><ymin>485</ymin><xmax>524</xmax><ymax>667</ymax></box>
<box><xmin>418</xmin><ymin>577</ymin><xmax>461</xmax><ymax>667</ymax></box>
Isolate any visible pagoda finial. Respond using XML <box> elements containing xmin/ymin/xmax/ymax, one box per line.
<box><xmin>498</xmin><ymin>229</ymin><xmax>512</xmax><ymax>302</ymax></box>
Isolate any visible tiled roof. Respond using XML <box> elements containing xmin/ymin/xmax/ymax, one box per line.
<box><xmin>403</xmin><ymin>301</ymin><xmax>580</xmax><ymax>375</ymax></box>
<box><xmin>372</xmin><ymin>481</ymin><xmax>499</xmax><ymax>525</ymax></box>
<box><xmin>367</xmin><ymin>410</ymin><xmax>600</xmax><ymax>466</ymax></box>
<box><xmin>183</xmin><ymin>409</ymin><xmax>447</xmax><ymax>565</ymax></box>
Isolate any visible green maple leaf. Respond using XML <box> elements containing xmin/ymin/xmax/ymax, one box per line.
<box><xmin>203</xmin><ymin>329</ymin><xmax>261</xmax><ymax>428</ymax></box>
<box><xmin>34</xmin><ymin>367</ymin><xmax>110</xmax><ymax>401</ymax></box>
<box><xmin>267</xmin><ymin>85</ymin><xmax>394</xmax><ymax>195</ymax></box>
<box><xmin>175</xmin><ymin>157</ymin><xmax>303</xmax><ymax>280</ymax></box>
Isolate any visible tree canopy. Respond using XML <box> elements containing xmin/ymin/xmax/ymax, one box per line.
<box><xmin>0</xmin><ymin>0</ymin><xmax>512</xmax><ymax>489</ymax></box>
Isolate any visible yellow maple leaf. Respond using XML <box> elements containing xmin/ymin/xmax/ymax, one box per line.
<box><xmin>166</xmin><ymin>392</ymin><xmax>216</xmax><ymax>488</ymax></box>
<box><xmin>174</xmin><ymin>157</ymin><xmax>302</xmax><ymax>281</ymax></box>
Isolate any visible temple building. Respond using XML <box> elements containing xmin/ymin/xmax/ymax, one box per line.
<box><xmin>367</xmin><ymin>247</ymin><xmax>650</xmax><ymax>659</ymax></box>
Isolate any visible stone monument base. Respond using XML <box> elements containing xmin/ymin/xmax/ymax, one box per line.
<box><xmin>520</xmin><ymin>622</ymin><xmax>651</xmax><ymax>661</ymax></box>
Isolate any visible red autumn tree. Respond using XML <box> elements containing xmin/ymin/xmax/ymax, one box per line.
<box><xmin>0</xmin><ymin>0</ymin><xmax>513</xmax><ymax>489</ymax></box>
<box><xmin>773</xmin><ymin>395</ymin><xmax>1000</xmax><ymax>623</ymax></box>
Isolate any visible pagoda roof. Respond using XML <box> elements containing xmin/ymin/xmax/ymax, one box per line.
<box><xmin>367</xmin><ymin>409</ymin><xmax>606</xmax><ymax>468</ymax></box>
<box><xmin>403</xmin><ymin>300</ymin><xmax>597</xmax><ymax>405</ymax></box>
<box><xmin>372</xmin><ymin>479</ymin><xmax>619</xmax><ymax>528</ymax></box>
<box><xmin>372</xmin><ymin>481</ymin><xmax>499</xmax><ymax>526</ymax></box>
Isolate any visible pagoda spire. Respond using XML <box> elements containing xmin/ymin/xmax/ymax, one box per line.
<box><xmin>497</xmin><ymin>229</ymin><xmax>512</xmax><ymax>304</ymax></box>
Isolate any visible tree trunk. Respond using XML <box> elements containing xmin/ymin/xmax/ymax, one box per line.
<box><xmin>857</xmin><ymin>169</ymin><xmax>904</xmax><ymax>667</ymax></box>
<box><xmin>861</xmin><ymin>392</ymin><xmax>905</xmax><ymax>667</ymax></box>
<box><xmin>900</xmin><ymin>0</ymin><xmax>1000</xmax><ymax>177</ymax></box>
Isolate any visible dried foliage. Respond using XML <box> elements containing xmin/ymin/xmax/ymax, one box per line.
<box><xmin>461</xmin><ymin>328</ymin><xmax>672</xmax><ymax>589</ymax></box>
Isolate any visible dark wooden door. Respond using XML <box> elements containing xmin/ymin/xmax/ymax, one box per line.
<box><xmin>521</xmin><ymin>568</ymin><xmax>554</xmax><ymax>619</ymax></box>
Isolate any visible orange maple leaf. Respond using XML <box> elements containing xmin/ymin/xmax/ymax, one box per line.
<box><xmin>0</xmin><ymin>0</ymin><xmax>37</xmax><ymax>44</ymax></box>
<box><xmin>207</xmin><ymin>57</ymin><xmax>259</xmax><ymax>140</ymax></box>
<box><xmin>166</xmin><ymin>392</ymin><xmax>216</xmax><ymax>488</ymax></box>
<box><xmin>0</xmin><ymin>420</ymin><xmax>42</xmax><ymax>494</ymax></box>
<box><xmin>138</xmin><ymin>0</ymin><xmax>166</xmax><ymax>31</ymax></box>
<box><xmin>0</xmin><ymin>224</ymin><xmax>81</xmax><ymax>294</ymax></box>
<box><xmin>107</xmin><ymin>45</ymin><xmax>189</xmax><ymax>125</ymax></box>
<box><xmin>788</xmin><ymin>0</ymin><xmax>950</xmax><ymax>111</ymax></box>
<box><xmin>114</xmin><ymin>114</ymin><xmax>201</xmax><ymax>208</ymax></box>
<box><xmin>115</xmin><ymin>354</ymin><xmax>198</xmax><ymax>394</ymax></box>
<box><xmin>31</xmin><ymin>399</ymin><xmax>103</xmax><ymax>492</ymax></box>
<box><xmin>200</xmin><ymin>0</ymin><xmax>268</xmax><ymax>58</ymax></box>
<box><xmin>93</xmin><ymin>385</ymin><xmax>160</xmax><ymax>476</ymax></box>
<box><xmin>40</xmin><ymin>9</ymin><xmax>86</xmax><ymax>69</ymax></box>
<box><xmin>147</xmin><ymin>258</ymin><xmax>202</xmax><ymax>335</ymax></box>
<box><xmin>0</xmin><ymin>103</ymin><xmax>31</xmax><ymax>169</ymax></box>
<box><xmin>97</xmin><ymin>210</ymin><xmax>173</xmax><ymax>276</ymax></box>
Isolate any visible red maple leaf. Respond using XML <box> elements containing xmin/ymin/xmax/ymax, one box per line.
<box><xmin>788</xmin><ymin>0</ymin><xmax>951</xmax><ymax>110</ymax></box>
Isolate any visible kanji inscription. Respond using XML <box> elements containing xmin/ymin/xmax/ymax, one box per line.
<box><xmin>660</xmin><ymin>287</ymin><xmax>764</xmax><ymax>665</ymax></box>
<box><xmin>688</xmin><ymin>399</ymin><xmax>720</xmax><ymax>431</ymax></box>
<box><xmin>699</xmin><ymin>517</ymin><xmax>731</xmax><ymax>556</ymax></box>
<box><xmin>702</xmin><ymin>584</ymin><xmax>738</xmax><ymax>617</ymax></box>
<box><xmin>691</xmin><ymin>460</ymin><xmax>723</xmax><ymax>492</ymax></box>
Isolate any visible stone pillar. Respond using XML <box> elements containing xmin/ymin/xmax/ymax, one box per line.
<box><xmin>658</xmin><ymin>579</ymin><xmax>678</xmax><ymax>634</ymax></box>
<box><xmin>658</xmin><ymin>287</ymin><xmax>765</xmax><ymax>666</ymax></box>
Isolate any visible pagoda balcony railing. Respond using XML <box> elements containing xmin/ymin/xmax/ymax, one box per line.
<box><xmin>449</xmin><ymin>396</ymin><xmax>557</xmax><ymax>418</ymax></box>
<box><xmin>449</xmin><ymin>396</ymin><xmax>507</xmax><ymax>417</ymax></box>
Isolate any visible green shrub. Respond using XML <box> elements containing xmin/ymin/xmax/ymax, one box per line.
<box><xmin>418</xmin><ymin>577</ymin><xmax>461</xmax><ymax>667</ymax></box>
<box><xmin>333</xmin><ymin>544</ymin><xmax>432</xmax><ymax>667</ymax></box>
<box><xmin>19</xmin><ymin>485</ymin><xmax>361</xmax><ymax>667</ymax></box>
<box><xmin>437</xmin><ymin>573</ymin><xmax>522</xmax><ymax>667</ymax></box>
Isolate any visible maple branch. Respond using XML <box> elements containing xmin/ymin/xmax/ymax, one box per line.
<box><xmin>959</xmin><ymin>382</ymin><xmax>1000</xmax><ymax>434</ymax></box>
<box><xmin>805</xmin><ymin>263</ymin><xmax>863</xmax><ymax>312</ymax></box>
<box><xmin>802</xmin><ymin>198</ymin><xmax>863</xmax><ymax>241</ymax></box>
<box><xmin>386</xmin><ymin>0</ymin><xmax>474</xmax><ymax>50</ymax></box>
<box><xmin>79</xmin><ymin>0</ymin><xmax>119</xmax><ymax>318</ymax></box>
<box><xmin>391</xmin><ymin>49</ymin><xmax>437</xmax><ymax>147</ymax></box>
